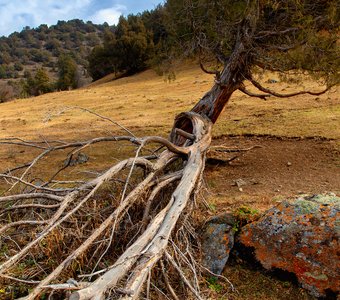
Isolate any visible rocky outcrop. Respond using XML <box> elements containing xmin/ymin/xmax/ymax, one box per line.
<box><xmin>237</xmin><ymin>194</ymin><xmax>340</xmax><ymax>297</ymax></box>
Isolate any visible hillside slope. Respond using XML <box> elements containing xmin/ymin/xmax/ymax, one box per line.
<box><xmin>0</xmin><ymin>64</ymin><xmax>339</xmax><ymax>140</ymax></box>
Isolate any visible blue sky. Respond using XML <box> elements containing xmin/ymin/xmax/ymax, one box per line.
<box><xmin>0</xmin><ymin>0</ymin><xmax>163</xmax><ymax>37</ymax></box>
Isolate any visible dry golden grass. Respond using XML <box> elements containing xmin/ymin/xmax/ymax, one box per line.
<box><xmin>0</xmin><ymin>63</ymin><xmax>339</xmax><ymax>141</ymax></box>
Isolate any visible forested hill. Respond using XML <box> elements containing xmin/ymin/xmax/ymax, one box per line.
<box><xmin>1</xmin><ymin>1</ymin><xmax>338</xmax><ymax>104</ymax></box>
<box><xmin>0</xmin><ymin>3</ymin><xmax>169</xmax><ymax>103</ymax></box>
<box><xmin>0</xmin><ymin>4</ymin><xmax>168</xmax><ymax>103</ymax></box>
<box><xmin>0</xmin><ymin>19</ymin><xmax>110</xmax><ymax>101</ymax></box>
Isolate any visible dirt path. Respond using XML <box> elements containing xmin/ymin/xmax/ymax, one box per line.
<box><xmin>205</xmin><ymin>136</ymin><xmax>340</xmax><ymax>211</ymax></box>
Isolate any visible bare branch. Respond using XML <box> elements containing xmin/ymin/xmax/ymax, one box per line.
<box><xmin>0</xmin><ymin>193</ymin><xmax>62</xmax><ymax>203</ymax></box>
<box><xmin>41</xmin><ymin>281</ymin><xmax>90</xmax><ymax>291</ymax></box>
<box><xmin>64</xmin><ymin>106</ymin><xmax>136</xmax><ymax>137</ymax></box>
<box><xmin>0</xmin><ymin>274</ymin><xmax>40</xmax><ymax>285</ymax></box>
<box><xmin>1</xmin><ymin>112</ymin><xmax>213</xmax><ymax>300</ymax></box>
<box><xmin>0</xmin><ymin>140</ymin><xmax>47</xmax><ymax>150</ymax></box>
<box><xmin>199</xmin><ymin>263</ymin><xmax>236</xmax><ymax>292</ymax></box>
<box><xmin>0</xmin><ymin>157</ymin><xmax>154</xmax><ymax>276</ymax></box>
<box><xmin>143</xmin><ymin>136</ymin><xmax>190</xmax><ymax>155</ymax></box>
<box><xmin>0</xmin><ymin>220</ymin><xmax>48</xmax><ymax>235</ymax></box>
<box><xmin>210</xmin><ymin>145</ymin><xmax>263</xmax><ymax>153</ymax></box>
<box><xmin>174</xmin><ymin>128</ymin><xmax>195</xmax><ymax>140</ymax></box>
<box><xmin>0</xmin><ymin>137</ymin><xmax>66</xmax><ymax>148</ymax></box>
<box><xmin>2</xmin><ymin>136</ymin><xmax>133</xmax><ymax>190</ymax></box>
<box><xmin>0</xmin><ymin>174</ymin><xmax>73</xmax><ymax>193</ymax></box>
<box><xmin>160</xmin><ymin>260</ymin><xmax>180</xmax><ymax>300</ymax></box>
<box><xmin>255</xmin><ymin>27</ymin><xmax>299</xmax><ymax>40</ymax></box>
<box><xmin>142</xmin><ymin>171</ymin><xmax>183</xmax><ymax>229</ymax></box>
<box><xmin>71</xmin><ymin>201</ymin><xmax>173</xmax><ymax>300</ymax></box>
<box><xmin>238</xmin><ymin>86</ymin><xmax>270</xmax><ymax>100</ymax></box>
<box><xmin>1</xmin><ymin>135</ymin><xmax>185</xmax><ymax>187</ymax></box>
<box><xmin>12</xmin><ymin>153</ymin><xmax>174</xmax><ymax>300</ymax></box>
<box><xmin>199</xmin><ymin>61</ymin><xmax>220</xmax><ymax>77</ymax></box>
<box><xmin>50</xmin><ymin>180</ymin><xmax>86</xmax><ymax>185</ymax></box>
<box><xmin>1</xmin><ymin>203</ymin><xmax>60</xmax><ymax>215</ymax></box>
<box><xmin>249</xmin><ymin>77</ymin><xmax>335</xmax><ymax>98</ymax></box>
<box><xmin>165</xmin><ymin>251</ymin><xmax>204</xmax><ymax>300</ymax></box>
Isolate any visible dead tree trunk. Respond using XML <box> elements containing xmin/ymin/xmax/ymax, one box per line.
<box><xmin>65</xmin><ymin>51</ymin><xmax>247</xmax><ymax>297</ymax></box>
<box><xmin>0</xmin><ymin>111</ymin><xmax>217</xmax><ymax>299</ymax></box>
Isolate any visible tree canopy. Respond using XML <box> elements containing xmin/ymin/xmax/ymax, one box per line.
<box><xmin>87</xmin><ymin>0</ymin><xmax>339</xmax><ymax>91</ymax></box>
<box><xmin>22</xmin><ymin>68</ymin><xmax>52</xmax><ymax>96</ymax></box>
<box><xmin>165</xmin><ymin>0</ymin><xmax>339</xmax><ymax>84</ymax></box>
<box><xmin>0</xmin><ymin>1</ymin><xmax>338</xmax><ymax>100</ymax></box>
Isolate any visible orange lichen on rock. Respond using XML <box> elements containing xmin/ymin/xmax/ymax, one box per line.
<box><xmin>237</xmin><ymin>193</ymin><xmax>340</xmax><ymax>297</ymax></box>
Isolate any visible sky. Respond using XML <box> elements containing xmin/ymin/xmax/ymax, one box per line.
<box><xmin>0</xmin><ymin>0</ymin><xmax>163</xmax><ymax>37</ymax></box>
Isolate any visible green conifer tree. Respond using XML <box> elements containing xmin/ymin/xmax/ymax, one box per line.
<box><xmin>57</xmin><ymin>54</ymin><xmax>78</xmax><ymax>90</ymax></box>
<box><xmin>34</xmin><ymin>68</ymin><xmax>52</xmax><ymax>95</ymax></box>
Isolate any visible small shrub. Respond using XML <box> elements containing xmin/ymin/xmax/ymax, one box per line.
<box><xmin>207</xmin><ymin>276</ymin><xmax>223</xmax><ymax>293</ymax></box>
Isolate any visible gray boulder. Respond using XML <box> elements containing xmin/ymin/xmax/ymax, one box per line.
<box><xmin>201</xmin><ymin>214</ymin><xmax>235</xmax><ymax>274</ymax></box>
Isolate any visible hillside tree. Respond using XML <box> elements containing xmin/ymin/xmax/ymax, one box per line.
<box><xmin>88</xmin><ymin>15</ymin><xmax>154</xmax><ymax>80</ymax></box>
<box><xmin>21</xmin><ymin>68</ymin><xmax>52</xmax><ymax>96</ymax></box>
<box><xmin>164</xmin><ymin>0</ymin><xmax>339</xmax><ymax>122</ymax></box>
<box><xmin>0</xmin><ymin>1</ymin><xmax>339</xmax><ymax>299</ymax></box>
<box><xmin>33</xmin><ymin>68</ymin><xmax>52</xmax><ymax>95</ymax></box>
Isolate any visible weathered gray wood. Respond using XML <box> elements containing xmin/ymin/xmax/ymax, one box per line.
<box><xmin>69</xmin><ymin>112</ymin><xmax>212</xmax><ymax>300</ymax></box>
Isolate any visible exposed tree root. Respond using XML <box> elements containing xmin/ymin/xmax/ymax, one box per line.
<box><xmin>0</xmin><ymin>111</ymin><xmax>215</xmax><ymax>300</ymax></box>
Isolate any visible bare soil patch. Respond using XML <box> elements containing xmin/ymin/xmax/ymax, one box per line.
<box><xmin>205</xmin><ymin>135</ymin><xmax>340</xmax><ymax>212</ymax></box>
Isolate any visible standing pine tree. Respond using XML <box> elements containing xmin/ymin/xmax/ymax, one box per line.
<box><xmin>88</xmin><ymin>30</ymin><xmax>121</xmax><ymax>80</ymax></box>
<box><xmin>33</xmin><ymin>68</ymin><xmax>52</xmax><ymax>95</ymax></box>
<box><xmin>115</xmin><ymin>15</ymin><xmax>155</xmax><ymax>74</ymax></box>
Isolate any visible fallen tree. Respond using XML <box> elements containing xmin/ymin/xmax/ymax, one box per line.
<box><xmin>0</xmin><ymin>110</ymin><xmax>218</xmax><ymax>300</ymax></box>
<box><xmin>0</xmin><ymin>0</ymin><xmax>339</xmax><ymax>299</ymax></box>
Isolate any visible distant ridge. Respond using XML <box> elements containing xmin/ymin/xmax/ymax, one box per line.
<box><xmin>0</xmin><ymin>19</ymin><xmax>111</xmax><ymax>100</ymax></box>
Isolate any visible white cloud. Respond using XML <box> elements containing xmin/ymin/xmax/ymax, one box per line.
<box><xmin>0</xmin><ymin>1</ymin><xmax>158</xmax><ymax>36</ymax></box>
<box><xmin>89</xmin><ymin>5</ymin><xmax>126</xmax><ymax>25</ymax></box>
<box><xmin>0</xmin><ymin>0</ymin><xmax>93</xmax><ymax>36</ymax></box>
